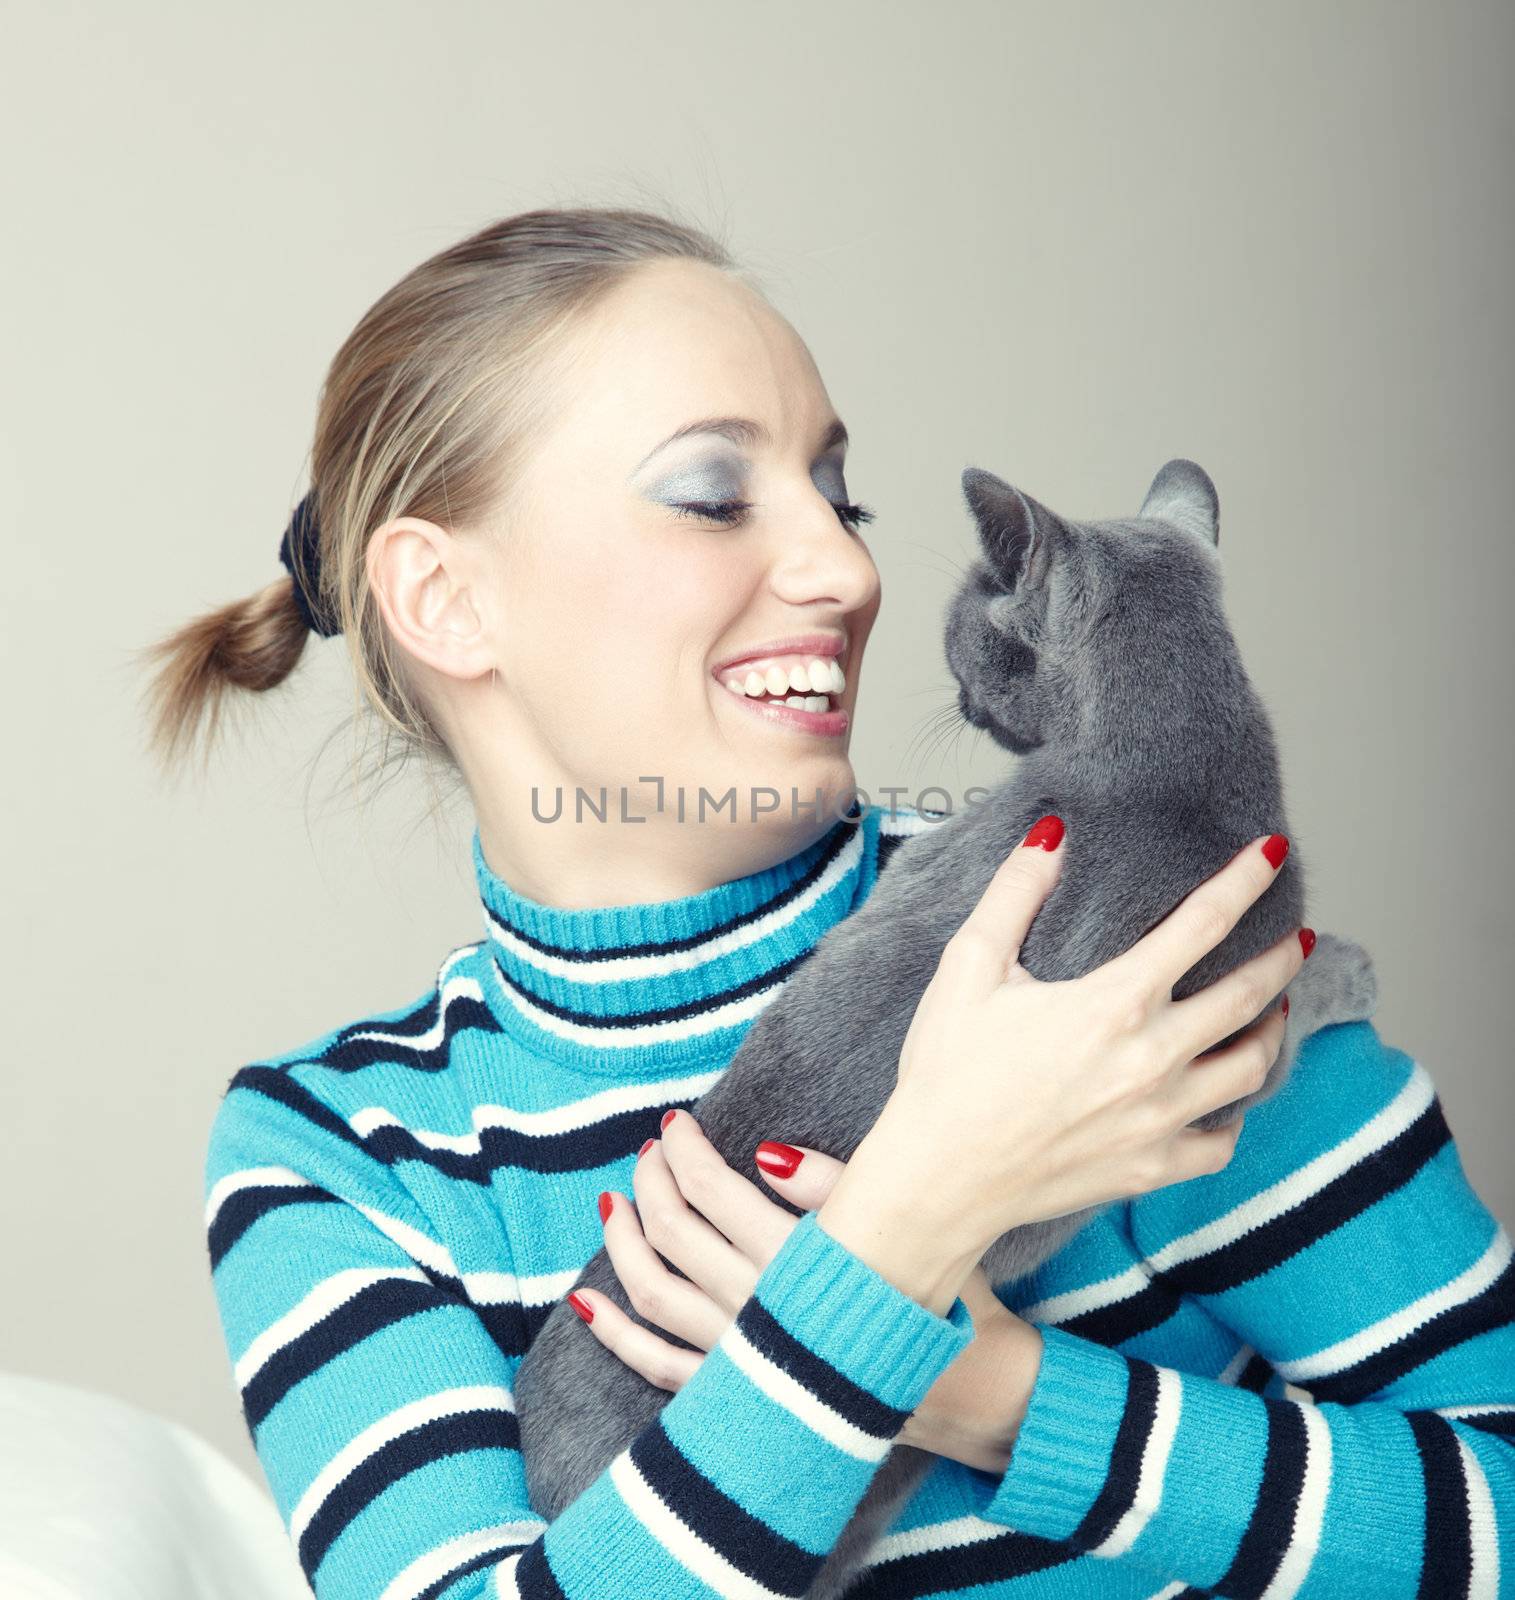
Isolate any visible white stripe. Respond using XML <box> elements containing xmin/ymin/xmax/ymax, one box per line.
<box><xmin>1138</xmin><ymin>1585</ymin><xmax>1191</xmax><ymax>1600</ymax></box>
<box><xmin>1280</xmin><ymin>1381</ymin><xmax>1316</xmax><ymax>1402</ymax></box>
<box><xmin>862</xmin><ymin>1513</ymin><xmax>1012</xmax><ymax>1566</ymax></box>
<box><xmin>463</xmin><ymin>1264</ymin><xmax>583</xmax><ymax>1308</ymax></box>
<box><xmin>351</xmin><ymin>1203</ymin><xmax>460</xmax><ymax>1280</ymax></box>
<box><xmin>377</xmin><ymin>1520</ymin><xmax>545</xmax><ymax>1600</ymax></box>
<box><xmin>488</xmin><ymin>961</ymin><xmax>786</xmax><ymax>1049</ymax></box>
<box><xmin>1258</xmin><ymin>1401</ymin><xmax>1332</xmax><ymax>1600</ymax></box>
<box><xmin>1437</xmin><ymin>1403</ymin><xmax>1515</xmax><ymax>1420</ymax></box>
<box><xmin>1460</xmin><ymin>1432</ymin><xmax>1503</xmax><ymax>1599</ymax></box>
<box><xmin>205</xmin><ymin>1165</ymin><xmax>313</xmax><ymax>1230</ymax></box>
<box><xmin>718</xmin><ymin>1322</ymin><xmax>890</xmax><ymax>1463</ymax></box>
<box><xmin>609</xmin><ymin>1449</ymin><xmax>791</xmax><ymax>1600</ymax></box>
<box><xmin>346</xmin><ymin>972</ymin><xmax>487</xmax><ymax>1053</ymax></box>
<box><xmin>1274</xmin><ymin>1227</ymin><xmax>1512</xmax><ymax>1383</ymax></box>
<box><xmin>348</xmin><ymin>1066</ymin><xmax>727</xmax><ymax>1153</ymax></box>
<box><xmin>289</xmin><ymin>1386</ymin><xmax>515</xmax><ymax>1546</ymax></box>
<box><xmin>1020</xmin><ymin>1263</ymin><xmax>1154</xmax><ymax>1326</ymax></box>
<box><xmin>234</xmin><ymin>1265</ymin><xmax>432</xmax><ymax>1388</ymax></box>
<box><xmin>1217</xmin><ymin>1343</ymin><xmax>1255</xmax><ymax>1384</ymax></box>
<box><xmin>1144</xmin><ymin>1062</ymin><xmax>1437</xmax><ymax>1277</ymax></box>
<box><xmin>1091</xmin><ymin>1364</ymin><xmax>1183</xmax><ymax>1557</ymax></box>
<box><xmin>878</xmin><ymin>804</ymin><xmax>942</xmax><ymax>836</ymax></box>
<box><xmin>483</xmin><ymin>826</ymin><xmax>864</xmax><ymax>986</ymax></box>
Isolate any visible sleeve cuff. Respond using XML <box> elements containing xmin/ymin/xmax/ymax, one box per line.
<box><xmin>976</xmin><ymin>1321</ymin><xmax>1134</xmax><ymax>1538</ymax></box>
<box><xmin>750</xmin><ymin>1210</ymin><xmax>976</xmax><ymax>1415</ymax></box>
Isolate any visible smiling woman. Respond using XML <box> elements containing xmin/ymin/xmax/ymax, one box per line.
<box><xmin>137</xmin><ymin>207</ymin><xmax>1514</xmax><ymax>1600</ymax></box>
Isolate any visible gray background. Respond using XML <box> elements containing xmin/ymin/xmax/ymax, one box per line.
<box><xmin>3</xmin><ymin>1</ymin><xmax>1510</xmax><ymax>1483</ymax></box>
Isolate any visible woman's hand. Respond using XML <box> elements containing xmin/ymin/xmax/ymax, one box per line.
<box><xmin>818</xmin><ymin>820</ymin><xmax>1311</xmax><ymax>1314</ymax></box>
<box><xmin>566</xmin><ymin>1112</ymin><xmax>1041</xmax><ymax>1468</ymax></box>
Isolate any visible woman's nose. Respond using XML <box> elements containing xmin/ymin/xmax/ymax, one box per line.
<box><xmin>767</xmin><ymin>499</ymin><xmax>880</xmax><ymax>612</ymax></box>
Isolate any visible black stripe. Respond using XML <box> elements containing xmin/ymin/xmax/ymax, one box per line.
<box><xmin>1213</xmin><ymin>1397</ymin><xmax>1308</xmax><ymax>1599</ymax></box>
<box><xmin>490</xmin><ymin>943</ymin><xmax>812</xmax><ymax>1030</ymax></box>
<box><xmin>361</xmin><ymin>1101</ymin><xmax>679</xmax><ymax>1185</ymax></box>
<box><xmin>513</xmin><ymin>1538</ymin><xmax>571</xmax><ymax>1599</ymax></box>
<box><xmin>1070</xmin><ymin>1357</ymin><xmax>1158</xmax><ymax>1547</ymax></box>
<box><xmin>242</xmin><ymin>1276</ymin><xmax>454</xmax><ymax>1430</ymax></box>
<box><xmin>845</xmin><ymin>1526</ymin><xmax>1074</xmax><ymax>1597</ymax></box>
<box><xmin>317</xmin><ymin>987</ymin><xmax>503</xmax><ymax>1074</ymax></box>
<box><xmin>1154</xmin><ymin>1097</ymin><xmax>1454</xmax><ymax>1297</ymax></box>
<box><xmin>1059</xmin><ymin>1278</ymin><xmax>1184</xmax><ymax>1346</ymax></box>
<box><xmin>1454</xmin><ymin>1409</ymin><xmax>1515</xmax><ymax>1439</ymax></box>
<box><xmin>734</xmin><ymin>1296</ymin><xmax>911</xmax><ymax>1438</ymax></box>
<box><xmin>227</xmin><ymin>1066</ymin><xmax>368</xmax><ymax>1151</ymax></box>
<box><xmin>297</xmin><ymin>1405</ymin><xmax>520</xmax><ymax>1578</ymax></box>
<box><xmin>484</xmin><ymin>813</ymin><xmax>860</xmax><ymax>963</ymax></box>
<box><xmin>1408</xmin><ymin>1410</ymin><xmax>1473</xmax><ymax>1599</ymax></box>
<box><xmin>1306</xmin><ymin>1253</ymin><xmax>1515</xmax><ymax>1403</ymax></box>
<box><xmin>413</xmin><ymin>1538</ymin><xmax>540</xmax><ymax>1600</ymax></box>
<box><xmin>208</xmin><ymin>1183</ymin><xmax>340</xmax><ymax>1271</ymax></box>
<box><xmin>1236</xmin><ymin>1351</ymin><xmax>1275</xmax><ymax>1393</ymax></box>
<box><xmin>629</xmin><ymin>1417</ymin><xmax>821</xmax><ymax>1597</ymax></box>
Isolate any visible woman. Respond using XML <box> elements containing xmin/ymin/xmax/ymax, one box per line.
<box><xmin>147</xmin><ymin>208</ymin><xmax>1513</xmax><ymax>1599</ymax></box>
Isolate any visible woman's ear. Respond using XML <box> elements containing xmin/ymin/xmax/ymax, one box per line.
<box><xmin>368</xmin><ymin>516</ymin><xmax>496</xmax><ymax>680</ymax></box>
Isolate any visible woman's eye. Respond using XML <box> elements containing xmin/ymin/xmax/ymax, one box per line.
<box><xmin>671</xmin><ymin>500</ymin><xmax>752</xmax><ymax>526</ymax></box>
<box><xmin>671</xmin><ymin>499</ymin><xmax>876</xmax><ymax>532</ymax></box>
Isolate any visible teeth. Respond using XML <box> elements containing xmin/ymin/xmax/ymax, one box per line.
<box><xmin>719</xmin><ymin>655</ymin><xmax>845</xmax><ymax>701</ymax></box>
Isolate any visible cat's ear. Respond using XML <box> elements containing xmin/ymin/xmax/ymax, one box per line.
<box><xmin>961</xmin><ymin>467</ymin><xmax>1063</xmax><ymax>591</ymax></box>
<box><xmin>1139</xmin><ymin>459</ymin><xmax>1220</xmax><ymax>546</ymax></box>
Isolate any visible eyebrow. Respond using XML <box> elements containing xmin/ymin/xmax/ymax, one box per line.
<box><xmin>633</xmin><ymin>414</ymin><xmax>849</xmax><ymax>474</ymax></box>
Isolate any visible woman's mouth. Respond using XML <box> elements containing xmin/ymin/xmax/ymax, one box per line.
<box><xmin>714</xmin><ymin>654</ymin><xmax>850</xmax><ymax>737</ymax></box>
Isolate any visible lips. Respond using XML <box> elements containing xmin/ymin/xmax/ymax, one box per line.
<box><xmin>712</xmin><ymin>632</ymin><xmax>847</xmax><ymax>676</ymax></box>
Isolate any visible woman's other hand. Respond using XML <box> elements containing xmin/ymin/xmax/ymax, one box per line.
<box><xmin>819</xmin><ymin>819</ymin><xmax>1311</xmax><ymax>1315</ymax></box>
<box><xmin>565</xmin><ymin>1114</ymin><xmax>1036</xmax><ymax>1467</ymax></box>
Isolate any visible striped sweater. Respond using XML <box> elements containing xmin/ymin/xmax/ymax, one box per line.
<box><xmin>204</xmin><ymin>801</ymin><xmax>1515</xmax><ymax>1599</ymax></box>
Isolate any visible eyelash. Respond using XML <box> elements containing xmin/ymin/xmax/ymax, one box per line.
<box><xmin>672</xmin><ymin>499</ymin><xmax>876</xmax><ymax>532</ymax></box>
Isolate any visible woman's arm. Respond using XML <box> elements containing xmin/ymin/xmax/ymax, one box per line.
<box><xmin>205</xmin><ymin>1065</ymin><xmax>974</xmax><ymax>1600</ymax></box>
<box><xmin>967</xmin><ymin>1019</ymin><xmax>1515</xmax><ymax>1595</ymax></box>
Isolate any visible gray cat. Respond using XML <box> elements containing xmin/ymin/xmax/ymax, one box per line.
<box><xmin>512</xmin><ymin>459</ymin><xmax>1377</xmax><ymax>1597</ymax></box>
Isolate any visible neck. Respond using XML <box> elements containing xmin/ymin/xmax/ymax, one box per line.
<box><xmin>468</xmin><ymin>799</ymin><xmax>882</xmax><ymax>1077</ymax></box>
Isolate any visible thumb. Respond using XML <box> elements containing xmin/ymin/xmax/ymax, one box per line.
<box><xmin>945</xmin><ymin>812</ymin><xmax>1066</xmax><ymax>990</ymax></box>
<box><xmin>752</xmin><ymin>1140</ymin><xmax>846</xmax><ymax>1211</ymax></box>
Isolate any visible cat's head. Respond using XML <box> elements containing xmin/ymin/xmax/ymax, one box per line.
<box><xmin>944</xmin><ymin>459</ymin><xmax>1224</xmax><ymax>754</ymax></box>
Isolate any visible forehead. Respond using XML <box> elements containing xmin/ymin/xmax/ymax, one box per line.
<box><xmin>540</xmin><ymin>260</ymin><xmax>830</xmax><ymax>455</ymax></box>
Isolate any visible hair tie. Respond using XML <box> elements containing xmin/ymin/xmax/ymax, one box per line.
<box><xmin>277</xmin><ymin>490</ymin><xmax>342</xmax><ymax>637</ymax></box>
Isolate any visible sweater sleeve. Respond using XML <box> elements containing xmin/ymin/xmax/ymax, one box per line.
<box><xmin>204</xmin><ymin>1064</ymin><xmax>975</xmax><ymax>1600</ymax></box>
<box><xmin>967</xmin><ymin>1020</ymin><xmax>1515</xmax><ymax>1596</ymax></box>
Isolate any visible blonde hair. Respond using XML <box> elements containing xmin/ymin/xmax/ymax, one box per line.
<box><xmin>139</xmin><ymin>205</ymin><xmax>738</xmax><ymax>798</ymax></box>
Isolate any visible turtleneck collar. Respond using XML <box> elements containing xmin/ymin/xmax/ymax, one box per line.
<box><xmin>470</xmin><ymin>804</ymin><xmax>881</xmax><ymax>1075</ymax></box>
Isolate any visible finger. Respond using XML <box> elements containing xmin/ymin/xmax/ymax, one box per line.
<box><xmin>940</xmin><ymin>814</ymin><xmax>1067</xmax><ymax>993</ymax></box>
<box><xmin>1164</xmin><ymin>1110</ymin><xmax>1247</xmax><ymax>1185</ymax></box>
<box><xmin>601</xmin><ymin>1187</ymin><xmax>729</xmax><ymax>1350</ymax></box>
<box><xmin>1165</xmin><ymin>1001</ymin><xmax>1287</xmax><ymax>1129</ymax></box>
<box><xmin>632</xmin><ymin>1124</ymin><xmax>757</xmax><ymax>1307</ymax></box>
<box><xmin>1105</xmin><ymin>832</ymin><xmax>1289</xmax><ymax>996</ymax></box>
<box><xmin>566</xmin><ymin>1286</ymin><xmax>703</xmax><ymax>1393</ymax></box>
<box><xmin>752</xmin><ymin>1140</ymin><xmax>848</xmax><ymax>1211</ymax></box>
<box><xmin>658</xmin><ymin>1111</ymin><xmax>795</xmax><ymax>1272</ymax></box>
<box><xmin>1158</xmin><ymin>924</ymin><xmax>1307</xmax><ymax>1065</ymax></box>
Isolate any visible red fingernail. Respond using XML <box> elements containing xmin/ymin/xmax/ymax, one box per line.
<box><xmin>755</xmin><ymin>1140</ymin><xmax>804</xmax><ymax>1179</ymax></box>
<box><xmin>1021</xmin><ymin>814</ymin><xmax>1064</xmax><ymax>851</ymax></box>
<box><xmin>1262</xmin><ymin>834</ymin><xmax>1290</xmax><ymax>869</ymax></box>
<box><xmin>638</xmin><ymin>1138</ymin><xmax>654</xmax><ymax>1158</ymax></box>
<box><xmin>1299</xmin><ymin>928</ymin><xmax>1316</xmax><ymax>959</ymax></box>
<box><xmin>661</xmin><ymin>1109</ymin><xmax>678</xmax><ymax>1131</ymax></box>
<box><xmin>1282</xmin><ymin>993</ymin><xmax>1290</xmax><ymax>1018</ymax></box>
<box><xmin>568</xmin><ymin>1291</ymin><xmax>594</xmax><ymax>1324</ymax></box>
<box><xmin>597</xmin><ymin>1191</ymin><xmax>614</xmax><ymax>1223</ymax></box>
